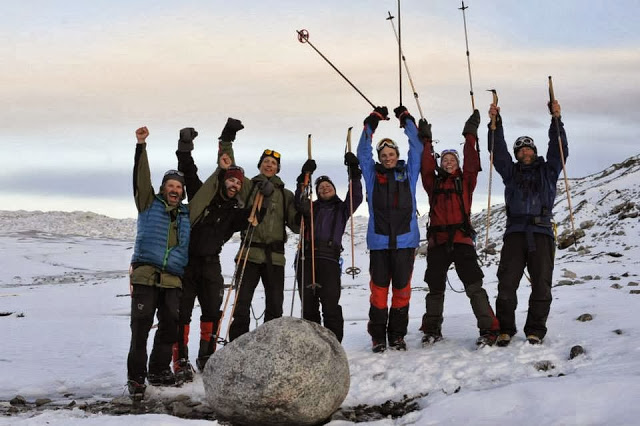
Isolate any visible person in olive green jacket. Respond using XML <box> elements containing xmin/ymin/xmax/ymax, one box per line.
<box><xmin>127</xmin><ymin>126</ymin><xmax>191</xmax><ymax>400</ymax></box>
<box><xmin>220</xmin><ymin>141</ymin><xmax>300</xmax><ymax>341</ymax></box>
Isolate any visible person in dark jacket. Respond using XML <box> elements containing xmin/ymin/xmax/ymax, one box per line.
<box><xmin>357</xmin><ymin>105</ymin><xmax>424</xmax><ymax>353</ymax></box>
<box><xmin>217</xmin><ymin>142</ymin><xmax>300</xmax><ymax>342</ymax></box>
<box><xmin>488</xmin><ymin>100</ymin><xmax>567</xmax><ymax>346</ymax></box>
<box><xmin>171</xmin><ymin>119</ymin><xmax>272</xmax><ymax>381</ymax></box>
<box><xmin>293</xmin><ymin>153</ymin><xmax>363</xmax><ymax>342</ymax></box>
<box><xmin>419</xmin><ymin>110</ymin><xmax>500</xmax><ymax>347</ymax></box>
<box><xmin>127</xmin><ymin>126</ymin><xmax>190</xmax><ymax>400</ymax></box>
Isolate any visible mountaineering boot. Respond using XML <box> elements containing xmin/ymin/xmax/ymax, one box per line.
<box><xmin>476</xmin><ymin>331</ymin><xmax>498</xmax><ymax>347</ymax></box>
<box><xmin>127</xmin><ymin>377</ymin><xmax>146</xmax><ymax>401</ymax></box>
<box><xmin>148</xmin><ymin>369</ymin><xmax>177</xmax><ymax>387</ymax></box>
<box><xmin>526</xmin><ymin>335</ymin><xmax>543</xmax><ymax>345</ymax></box>
<box><xmin>496</xmin><ymin>333</ymin><xmax>512</xmax><ymax>347</ymax></box>
<box><xmin>389</xmin><ymin>336</ymin><xmax>407</xmax><ymax>351</ymax></box>
<box><xmin>421</xmin><ymin>333</ymin><xmax>443</xmax><ymax>347</ymax></box>
<box><xmin>172</xmin><ymin>324</ymin><xmax>193</xmax><ymax>383</ymax></box>
<box><xmin>196</xmin><ymin>320</ymin><xmax>216</xmax><ymax>372</ymax></box>
<box><xmin>174</xmin><ymin>358</ymin><xmax>195</xmax><ymax>384</ymax></box>
<box><xmin>372</xmin><ymin>339</ymin><xmax>387</xmax><ymax>353</ymax></box>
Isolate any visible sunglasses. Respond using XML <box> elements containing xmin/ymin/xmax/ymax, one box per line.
<box><xmin>263</xmin><ymin>149</ymin><xmax>281</xmax><ymax>159</ymax></box>
<box><xmin>376</xmin><ymin>138</ymin><xmax>398</xmax><ymax>152</ymax></box>
<box><xmin>164</xmin><ymin>169</ymin><xmax>184</xmax><ymax>177</ymax></box>
<box><xmin>514</xmin><ymin>136</ymin><xmax>535</xmax><ymax>149</ymax></box>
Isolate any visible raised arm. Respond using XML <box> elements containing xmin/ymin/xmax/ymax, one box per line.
<box><xmin>545</xmin><ymin>100</ymin><xmax>568</xmax><ymax>176</ymax></box>
<box><xmin>487</xmin><ymin>103</ymin><xmax>514</xmax><ymax>182</ymax></box>
<box><xmin>176</xmin><ymin>127</ymin><xmax>202</xmax><ymax>200</ymax></box>
<box><xmin>133</xmin><ymin>126</ymin><xmax>155</xmax><ymax>213</ymax></box>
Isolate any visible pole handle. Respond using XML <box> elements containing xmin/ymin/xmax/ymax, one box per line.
<box><xmin>307</xmin><ymin>134</ymin><xmax>312</xmax><ymax>160</ymax></box>
<box><xmin>346</xmin><ymin>127</ymin><xmax>353</xmax><ymax>153</ymax></box>
<box><xmin>488</xmin><ymin>89</ymin><xmax>498</xmax><ymax>130</ymax></box>
<box><xmin>548</xmin><ymin>76</ymin><xmax>556</xmax><ymax>103</ymax></box>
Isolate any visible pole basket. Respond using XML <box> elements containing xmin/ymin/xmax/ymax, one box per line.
<box><xmin>345</xmin><ymin>266</ymin><xmax>361</xmax><ymax>277</ymax></box>
<box><xmin>297</xmin><ymin>29</ymin><xmax>309</xmax><ymax>43</ymax></box>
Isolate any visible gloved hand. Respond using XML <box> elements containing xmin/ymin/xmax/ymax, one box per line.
<box><xmin>219</xmin><ymin>117</ymin><xmax>244</xmax><ymax>142</ymax></box>
<box><xmin>488</xmin><ymin>103</ymin><xmax>502</xmax><ymax>129</ymax></box>
<box><xmin>257</xmin><ymin>180</ymin><xmax>274</xmax><ymax>197</ymax></box>
<box><xmin>301</xmin><ymin>159</ymin><xmax>317</xmax><ymax>175</ymax></box>
<box><xmin>344</xmin><ymin>152</ymin><xmax>361</xmax><ymax>180</ymax></box>
<box><xmin>178</xmin><ymin>127</ymin><xmax>198</xmax><ymax>151</ymax></box>
<box><xmin>393</xmin><ymin>105</ymin><xmax>415</xmax><ymax>128</ymax></box>
<box><xmin>462</xmin><ymin>109</ymin><xmax>481</xmax><ymax>137</ymax></box>
<box><xmin>417</xmin><ymin>118</ymin><xmax>432</xmax><ymax>141</ymax></box>
<box><xmin>363</xmin><ymin>106</ymin><xmax>389</xmax><ymax>133</ymax></box>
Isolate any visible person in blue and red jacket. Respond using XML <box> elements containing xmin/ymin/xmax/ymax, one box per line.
<box><xmin>357</xmin><ymin>105</ymin><xmax>423</xmax><ymax>353</ymax></box>
<box><xmin>419</xmin><ymin>110</ymin><xmax>500</xmax><ymax>347</ymax></box>
<box><xmin>488</xmin><ymin>99</ymin><xmax>567</xmax><ymax>347</ymax></box>
<box><xmin>293</xmin><ymin>153</ymin><xmax>363</xmax><ymax>342</ymax></box>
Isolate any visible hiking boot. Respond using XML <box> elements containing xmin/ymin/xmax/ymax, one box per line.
<box><xmin>372</xmin><ymin>340</ymin><xmax>387</xmax><ymax>353</ymax></box>
<box><xmin>127</xmin><ymin>379</ymin><xmax>146</xmax><ymax>401</ymax></box>
<box><xmin>496</xmin><ymin>333</ymin><xmax>512</xmax><ymax>347</ymax></box>
<box><xmin>421</xmin><ymin>333</ymin><xmax>443</xmax><ymax>347</ymax></box>
<box><xmin>526</xmin><ymin>335</ymin><xmax>543</xmax><ymax>345</ymax></box>
<box><xmin>173</xmin><ymin>358</ymin><xmax>194</xmax><ymax>384</ymax></box>
<box><xmin>476</xmin><ymin>333</ymin><xmax>498</xmax><ymax>347</ymax></box>
<box><xmin>148</xmin><ymin>369</ymin><xmax>177</xmax><ymax>387</ymax></box>
<box><xmin>389</xmin><ymin>336</ymin><xmax>407</xmax><ymax>351</ymax></box>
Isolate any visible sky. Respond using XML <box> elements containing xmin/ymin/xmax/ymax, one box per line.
<box><xmin>2</xmin><ymin>0</ymin><xmax>639</xmax><ymax>218</ymax></box>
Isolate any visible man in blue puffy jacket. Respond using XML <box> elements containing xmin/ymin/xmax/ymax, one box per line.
<box><xmin>127</xmin><ymin>126</ymin><xmax>191</xmax><ymax>400</ymax></box>
<box><xmin>488</xmin><ymin>100</ymin><xmax>567</xmax><ymax>347</ymax></box>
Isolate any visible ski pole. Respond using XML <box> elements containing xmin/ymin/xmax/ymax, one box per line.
<box><xmin>306</xmin><ymin>134</ymin><xmax>317</xmax><ymax>292</ymax></box>
<box><xmin>290</xmin><ymin>217</ymin><xmax>304</xmax><ymax>316</ymax></box>
<box><xmin>223</xmin><ymin>191</ymin><xmax>264</xmax><ymax>343</ymax></box>
<box><xmin>397</xmin><ymin>0</ymin><xmax>403</xmax><ymax>106</ymax></box>
<box><xmin>459</xmin><ymin>1</ymin><xmax>475</xmax><ymax>111</ymax></box>
<box><xmin>548</xmin><ymin>76</ymin><xmax>577</xmax><ymax>246</ymax></box>
<box><xmin>215</xmin><ymin>193</ymin><xmax>263</xmax><ymax>346</ymax></box>
<box><xmin>296</xmin><ymin>29</ymin><xmax>376</xmax><ymax>109</ymax></box>
<box><xmin>344</xmin><ymin>127</ymin><xmax>361</xmax><ymax>279</ymax></box>
<box><xmin>484</xmin><ymin>89</ymin><xmax>498</xmax><ymax>260</ymax></box>
<box><xmin>386</xmin><ymin>11</ymin><xmax>425</xmax><ymax>119</ymax></box>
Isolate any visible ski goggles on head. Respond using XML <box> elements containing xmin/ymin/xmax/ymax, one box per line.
<box><xmin>440</xmin><ymin>149</ymin><xmax>459</xmax><ymax>157</ymax></box>
<box><xmin>227</xmin><ymin>165</ymin><xmax>244</xmax><ymax>174</ymax></box>
<box><xmin>163</xmin><ymin>169</ymin><xmax>184</xmax><ymax>178</ymax></box>
<box><xmin>314</xmin><ymin>175</ymin><xmax>332</xmax><ymax>186</ymax></box>
<box><xmin>376</xmin><ymin>138</ymin><xmax>398</xmax><ymax>152</ymax></box>
<box><xmin>262</xmin><ymin>149</ymin><xmax>281</xmax><ymax>159</ymax></box>
<box><xmin>513</xmin><ymin>136</ymin><xmax>535</xmax><ymax>150</ymax></box>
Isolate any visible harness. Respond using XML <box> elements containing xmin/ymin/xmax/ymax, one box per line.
<box><xmin>427</xmin><ymin>171</ymin><xmax>476</xmax><ymax>252</ymax></box>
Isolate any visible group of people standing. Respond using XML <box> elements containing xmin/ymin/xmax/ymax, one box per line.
<box><xmin>125</xmin><ymin>99</ymin><xmax>568</xmax><ymax>400</ymax></box>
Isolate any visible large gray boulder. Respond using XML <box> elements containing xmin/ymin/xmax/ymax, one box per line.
<box><xmin>203</xmin><ymin>316</ymin><xmax>350</xmax><ymax>426</ymax></box>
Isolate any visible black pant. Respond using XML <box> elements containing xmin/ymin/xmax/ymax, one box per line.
<box><xmin>228</xmin><ymin>261</ymin><xmax>285</xmax><ymax>341</ymax></box>
<box><xmin>496</xmin><ymin>232</ymin><xmax>555</xmax><ymax>338</ymax></box>
<box><xmin>296</xmin><ymin>255</ymin><xmax>344</xmax><ymax>342</ymax></box>
<box><xmin>422</xmin><ymin>243</ymin><xmax>498</xmax><ymax>335</ymax></box>
<box><xmin>367</xmin><ymin>248</ymin><xmax>415</xmax><ymax>342</ymax></box>
<box><xmin>127</xmin><ymin>284</ymin><xmax>180</xmax><ymax>382</ymax></box>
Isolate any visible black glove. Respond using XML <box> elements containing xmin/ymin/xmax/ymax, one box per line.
<box><xmin>257</xmin><ymin>180</ymin><xmax>274</xmax><ymax>197</ymax></box>
<box><xmin>178</xmin><ymin>127</ymin><xmax>198</xmax><ymax>151</ymax></box>
<box><xmin>344</xmin><ymin>152</ymin><xmax>359</xmax><ymax>166</ymax></box>
<box><xmin>462</xmin><ymin>109</ymin><xmax>481</xmax><ymax>137</ymax></box>
<box><xmin>219</xmin><ymin>117</ymin><xmax>244</xmax><ymax>142</ymax></box>
<box><xmin>363</xmin><ymin>106</ymin><xmax>389</xmax><ymax>133</ymax></box>
<box><xmin>393</xmin><ymin>106</ymin><xmax>415</xmax><ymax>128</ymax></box>
<box><xmin>301</xmin><ymin>159</ymin><xmax>317</xmax><ymax>175</ymax></box>
<box><xmin>418</xmin><ymin>118</ymin><xmax>432</xmax><ymax>141</ymax></box>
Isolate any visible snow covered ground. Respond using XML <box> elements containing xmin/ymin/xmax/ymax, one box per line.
<box><xmin>1</xmin><ymin>156</ymin><xmax>639</xmax><ymax>425</ymax></box>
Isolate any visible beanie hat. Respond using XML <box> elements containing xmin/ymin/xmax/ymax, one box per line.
<box><xmin>162</xmin><ymin>169</ymin><xmax>185</xmax><ymax>186</ymax></box>
<box><xmin>257</xmin><ymin>149</ymin><xmax>281</xmax><ymax>172</ymax></box>
<box><xmin>513</xmin><ymin>136</ymin><xmax>537</xmax><ymax>157</ymax></box>
<box><xmin>314</xmin><ymin>175</ymin><xmax>336</xmax><ymax>193</ymax></box>
<box><xmin>224</xmin><ymin>166</ymin><xmax>245</xmax><ymax>184</ymax></box>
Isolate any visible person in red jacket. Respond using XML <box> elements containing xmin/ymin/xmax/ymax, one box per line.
<box><xmin>418</xmin><ymin>110</ymin><xmax>500</xmax><ymax>347</ymax></box>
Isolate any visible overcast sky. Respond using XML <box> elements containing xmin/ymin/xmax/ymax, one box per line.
<box><xmin>2</xmin><ymin>0</ymin><xmax>639</xmax><ymax>218</ymax></box>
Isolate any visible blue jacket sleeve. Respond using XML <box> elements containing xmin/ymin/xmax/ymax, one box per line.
<box><xmin>357</xmin><ymin>124</ymin><xmax>376</xmax><ymax>195</ymax></box>
<box><xmin>546</xmin><ymin>117</ymin><xmax>568</xmax><ymax>177</ymax></box>
<box><xmin>488</xmin><ymin>123</ymin><xmax>514</xmax><ymax>183</ymax></box>
<box><xmin>404</xmin><ymin>120</ymin><xmax>423</xmax><ymax>187</ymax></box>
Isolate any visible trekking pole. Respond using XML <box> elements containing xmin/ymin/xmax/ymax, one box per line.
<box><xmin>215</xmin><ymin>193</ymin><xmax>263</xmax><ymax>346</ymax></box>
<box><xmin>484</xmin><ymin>89</ymin><xmax>498</xmax><ymax>260</ymax></box>
<box><xmin>296</xmin><ymin>29</ymin><xmax>376</xmax><ymax>109</ymax></box>
<box><xmin>223</xmin><ymin>191</ymin><xmax>265</xmax><ymax>343</ymax></box>
<box><xmin>290</xmin><ymin>217</ymin><xmax>304</xmax><ymax>316</ymax></box>
<box><xmin>548</xmin><ymin>76</ymin><xmax>577</xmax><ymax>246</ymax></box>
<box><xmin>344</xmin><ymin>127</ymin><xmax>361</xmax><ymax>279</ymax></box>
<box><xmin>306</xmin><ymin>134</ymin><xmax>317</xmax><ymax>291</ymax></box>
<box><xmin>386</xmin><ymin>10</ymin><xmax>425</xmax><ymax>119</ymax></box>
<box><xmin>459</xmin><ymin>1</ymin><xmax>475</xmax><ymax>111</ymax></box>
<box><xmin>397</xmin><ymin>0</ymin><xmax>403</xmax><ymax>106</ymax></box>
